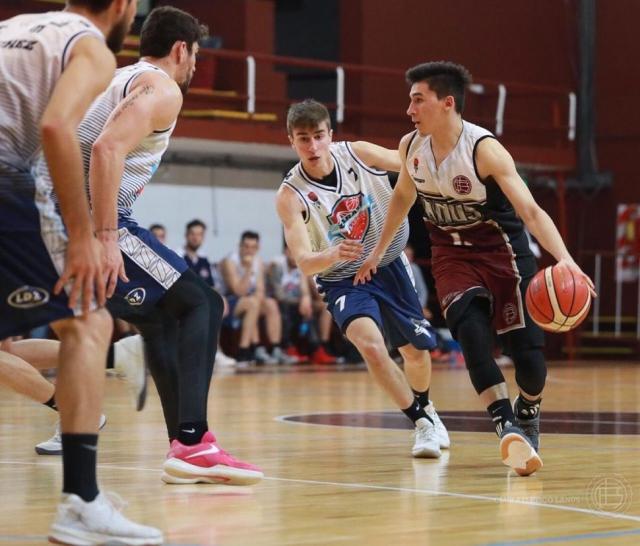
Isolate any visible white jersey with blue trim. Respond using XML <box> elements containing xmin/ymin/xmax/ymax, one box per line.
<box><xmin>281</xmin><ymin>141</ymin><xmax>409</xmax><ymax>281</ymax></box>
<box><xmin>79</xmin><ymin>61</ymin><xmax>175</xmax><ymax>217</ymax></box>
<box><xmin>0</xmin><ymin>11</ymin><xmax>103</xmax><ymax>170</ymax></box>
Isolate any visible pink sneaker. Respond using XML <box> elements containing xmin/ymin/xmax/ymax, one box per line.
<box><xmin>162</xmin><ymin>431</ymin><xmax>263</xmax><ymax>485</ymax></box>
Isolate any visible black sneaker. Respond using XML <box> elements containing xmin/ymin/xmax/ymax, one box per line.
<box><xmin>499</xmin><ymin>424</ymin><xmax>543</xmax><ymax>476</ymax></box>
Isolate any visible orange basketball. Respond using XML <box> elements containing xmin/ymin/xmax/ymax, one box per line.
<box><xmin>525</xmin><ymin>265</ymin><xmax>592</xmax><ymax>333</ymax></box>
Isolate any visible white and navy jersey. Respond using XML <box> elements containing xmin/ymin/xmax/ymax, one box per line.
<box><xmin>224</xmin><ymin>251</ymin><xmax>262</xmax><ymax>296</ymax></box>
<box><xmin>0</xmin><ymin>11</ymin><xmax>103</xmax><ymax>170</ymax></box>
<box><xmin>281</xmin><ymin>141</ymin><xmax>409</xmax><ymax>281</ymax></box>
<box><xmin>406</xmin><ymin>121</ymin><xmax>531</xmax><ymax>256</ymax></box>
<box><xmin>77</xmin><ymin>61</ymin><xmax>176</xmax><ymax>217</ymax></box>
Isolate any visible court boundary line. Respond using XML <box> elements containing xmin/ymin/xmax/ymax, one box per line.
<box><xmin>1</xmin><ymin>459</ymin><xmax>639</xmax><ymax>524</ymax></box>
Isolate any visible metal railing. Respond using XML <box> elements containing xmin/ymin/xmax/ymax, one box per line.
<box><xmin>176</xmin><ymin>47</ymin><xmax>576</xmax><ymax>144</ymax></box>
<box><xmin>585</xmin><ymin>251</ymin><xmax>640</xmax><ymax>339</ymax></box>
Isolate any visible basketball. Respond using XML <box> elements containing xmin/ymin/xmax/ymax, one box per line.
<box><xmin>525</xmin><ymin>265</ymin><xmax>592</xmax><ymax>332</ymax></box>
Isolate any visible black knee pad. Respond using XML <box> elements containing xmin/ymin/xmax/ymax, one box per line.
<box><xmin>454</xmin><ymin>298</ymin><xmax>506</xmax><ymax>394</ymax></box>
<box><xmin>512</xmin><ymin>347</ymin><xmax>547</xmax><ymax>396</ymax></box>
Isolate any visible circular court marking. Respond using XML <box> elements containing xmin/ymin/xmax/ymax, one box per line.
<box><xmin>280</xmin><ymin>410</ymin><xmax>640</xmax><ymax>435</ymax></box>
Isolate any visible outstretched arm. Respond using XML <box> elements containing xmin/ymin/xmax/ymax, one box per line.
<box><xmin>353</xmin><ymin>132</ymin><xmax>417</xmax><ymax>284</ymax></box>
<box><xmin>90</xmin><ymin>72</ymin><xmax>183</xmax><ymax>297</ymax></box>
<box><xmin>476</xmin><ymin>137</ymin><xmax>596</xmax><ymax>295</ymax></box>
<box><xmin>350</xmin><ymin>141</ymin><xmax>401</xmax><ymax>172</ymax></box>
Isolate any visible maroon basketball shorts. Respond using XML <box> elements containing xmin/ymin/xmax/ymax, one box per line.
<box><xmin>432</xmin><ymin>246</ymin><xmax>537</xmax><ymax>335</ymax></box>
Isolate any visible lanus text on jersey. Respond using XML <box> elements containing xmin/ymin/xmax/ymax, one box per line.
<box><xmin>418</xmin><ymin>194</ymin><xmax>483</xmax><ymax>226</ymax></box>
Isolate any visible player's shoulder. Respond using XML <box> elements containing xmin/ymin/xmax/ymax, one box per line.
<box><xmin>130</xmin><ymin>67</ymin><xmax>180</xmax><ymax>96</ymax></box>
<box><xmin>399</xmin><ymin>130</ymin><xmax>419</xmax><ymax>158</ymax></box>
<box><xmin>280</xmin><ymin>161</ymin><xmax>302</xmax><ymax>187</ymax></box>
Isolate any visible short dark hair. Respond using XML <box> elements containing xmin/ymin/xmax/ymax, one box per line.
<box><xmin>67</xmin><ymin>0</ymin><xmax>120</xmax><ymax>13</ymax></box>
<box><xmin>405</xmin><ymin>61</ymin><xmax>472</xmax><ymax>114</ymax></box>
<box><xmin>149</xmin><ymin>223</ymin><xmax>165</xmax><ymax>232</ymax></box>
<box><xmin>286</xmin><ymin>99</ymin><xmax>331</xmax><ymax>135</ymax></box>
<box><xmin>241</xmin><ymin>230</ymin><xmax>260</xmax><ymax>242</ymax></box>
<box><xmin>139</xmin><ymin>6</ymin><xmax>208</xmax><ymax>58</ymax></box>
<box><xmin>186</xmin><ymin>219</ymin><xmax>206</xmax><ymax>232</ymax></box>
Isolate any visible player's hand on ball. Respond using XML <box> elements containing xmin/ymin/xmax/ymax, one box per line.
<box><xmin>557</xmin><ymin>258</ymin><xmax>597</xmax><ymax>298</ymax></box>
<box><xmin>353</xmin><ymin>252</ymin><xmax>381</xmax><ymax>285</ymax></box>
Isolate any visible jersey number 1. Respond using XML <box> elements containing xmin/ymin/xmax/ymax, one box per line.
<box><xmin>335</xmin><ymin>295</ymin><xmax>346</xmax><ymax>312</ymax></box>
<box><xmin>449</xmin><ymin>230</ymin><xmax>472</xmax><ymax>247</ymax></box>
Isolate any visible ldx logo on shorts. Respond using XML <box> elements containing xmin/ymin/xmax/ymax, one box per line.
<box><xmin>125</xmin><ymin>287</ymin><xmax>146</xmax><ymax>306</ymax></box>
<box><xmin>7</xmin><ymin>286</ymin><xmax>49</xmax><ymax>309</ymax></box>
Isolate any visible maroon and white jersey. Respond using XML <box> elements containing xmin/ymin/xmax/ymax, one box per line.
<box><xmin>281</xmin><ymin>141</ymin><xmax>409</xmax><ymax>281</ymax></box>
<box><xmin>405</xmin><ymin>121</ymin><xmax>531</xmax><ymax>258</ymax></box>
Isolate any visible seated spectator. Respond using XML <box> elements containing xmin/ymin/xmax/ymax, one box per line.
<box><xmin>268</xmin><ymin>246</ymin><xmax>311</xmax><ymax>363</ymax></box>
<box><xmin>308</xmin><ymin>279</ymin><xmax>337</xmax><ymax>364</ymax></box>
<box><xmin>183</xmin><ymin>219</ymin><xmax>235</xmax><ymax>367</ymax></box>
<box><xmin>149</xmin><ymin>223</ymin><xmax>167</xmax><ymax>245</ymax></box>
<box><xmin>221</xmin><ymin>231</ymin><xmax>293</xmax><ymax>364</ymax></box>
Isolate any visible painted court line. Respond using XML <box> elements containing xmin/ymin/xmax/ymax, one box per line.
<box><xmin>481</xmin><ymin>527</ymin><xmax>640</xmax><ymax>545</ymax></box>
<box><xmin>1</xmin><ymin>459</ymin><xmax>639</xmax><ymax>525</ymax></box>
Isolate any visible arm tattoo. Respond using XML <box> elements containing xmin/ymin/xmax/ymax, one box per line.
<box><xmin>112</xmin><ymin>84</ymin><xmax>155</xmax><ymax>122</ymax></box>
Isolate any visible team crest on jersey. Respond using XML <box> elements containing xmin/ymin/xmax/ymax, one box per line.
<box><xmin>7</xmin><ymin>286</ymin><xmax>49</xmax><ymax>309</ymax></box>
<box><xmin>125</xmin><ymin>287</ymin><xmax>146</xmax><ymax>306</ymax></box>
<box><xmin>413</xmin><ymin>157</ymin><xmax>419</xmax><ymax>174</ymax></box>
<box><xmin>452</xmin><ymin>175</ymin><xmax>472</xmax><ymax>195</ymax></box>
<box><xmin>327</xmin><ymin>193</ymin><xmax>371</xmax><ymax>241</ymax></box>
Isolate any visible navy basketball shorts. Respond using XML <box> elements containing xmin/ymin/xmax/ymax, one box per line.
<box><xmin>107</xmin><ymin>217</ymin><xmax>189</xmax><ymax>317</ymax></box>
<box><xmin>317</xmin><ymin>255</ymin><xmax>437</xmax><ymax>351</ymax></box>
<box><xmin>0</xmin><ymin>164</ymin><xmax>78</xmax><ymax>337</ymax></box>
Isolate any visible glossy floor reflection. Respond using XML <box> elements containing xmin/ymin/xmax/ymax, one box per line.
<box><xmin>1</xmin><ymin>361</ymin><xmax>640</xmax><ymax>545</ymax></box>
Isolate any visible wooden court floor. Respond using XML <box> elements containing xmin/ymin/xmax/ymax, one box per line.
<box><xmin>1</xmin><ymin>360</ymin><xmax>640</xmax><ymax>546</ymax></box>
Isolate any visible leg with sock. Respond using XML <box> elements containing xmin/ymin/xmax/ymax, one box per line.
<box><xmin>453</xmin><ymin>297</ymin><xmax>542</xmax><ymax>475</ymax></box>
<box><xmin>454</xmin><ymin>299</ymin><xmax>514</xmax><ymax>434</ymax></box>
<box><xmin>399</xmin><ymin>343</ymin><xmax>450</xmax><ymax>449</ymax></box>
<box><xmin>502</xmin><ymin>320</ymin><xmax>547</xmax><ymax>452</ymax></box>
<box><xmin>129</xmin><ymin>312</ymin><xmax>181</xmax><ymax>442</ymax></box>
<box><xmin>155</xmin><ymin>270</ymin><xmax>263</xmax><ymax>485</ymax></box>
<box><xmin>156</xmin><ymin>271</ymin><xmax>219</xmax><ymax>445</ymax></box>
<box><xmin>345</xmin><ymin>317</ymin><xmax>441</xmax><ymax>458</ymax></box>
<box><xmin>48</xmin><ymin>310</ymin><xmax>162</xmax><ymax>545</ymax></box>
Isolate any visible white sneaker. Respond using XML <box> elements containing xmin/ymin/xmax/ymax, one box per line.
<box><xmin>35</xmin><ymin>415</ymin><xmax>107</xmax><ymax>456</ymax></box>
<box><xmin>113</xmin><ymin>335</ymin><xmax>148</xmax><ymax>411</ymax></box>
<box><xmin>412</xmin><ymin>417</ymin><xmax>441</xmax><ymax>458</ymax></box>
<box><xmin>425</xmin><ymin>402</ymin><xmax>450</xmax><ymax>449</ymax></box>
<box><xmin>49</xmin><ymin>492</ymin><xmax>163</xmax><ymax>545</ymax></box>
<box><xmin>215</xmin><ymin>350</ymin><xmax>236</xmax><ymax>367</ymax></box>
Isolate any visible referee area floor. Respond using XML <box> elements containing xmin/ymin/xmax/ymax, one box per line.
<box><xmin>1</xmin><ymin>360</ymin><xmax>639</xmax><ymax>545</ymax></box>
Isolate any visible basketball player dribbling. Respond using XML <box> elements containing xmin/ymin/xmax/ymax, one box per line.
<box><xmin>355</xmin><ymin>61</ymin><xmax>596</xmax><ymax>476</ymax></box>
<box><xmin>0</xmin><ymin>1</ymin><xmax>163</xmax><ymax>544</ymax></box>
<box><xmin>276</xmin><ymin>100</ymin><xmax>450</xmax><ymax>458</ymax></box>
